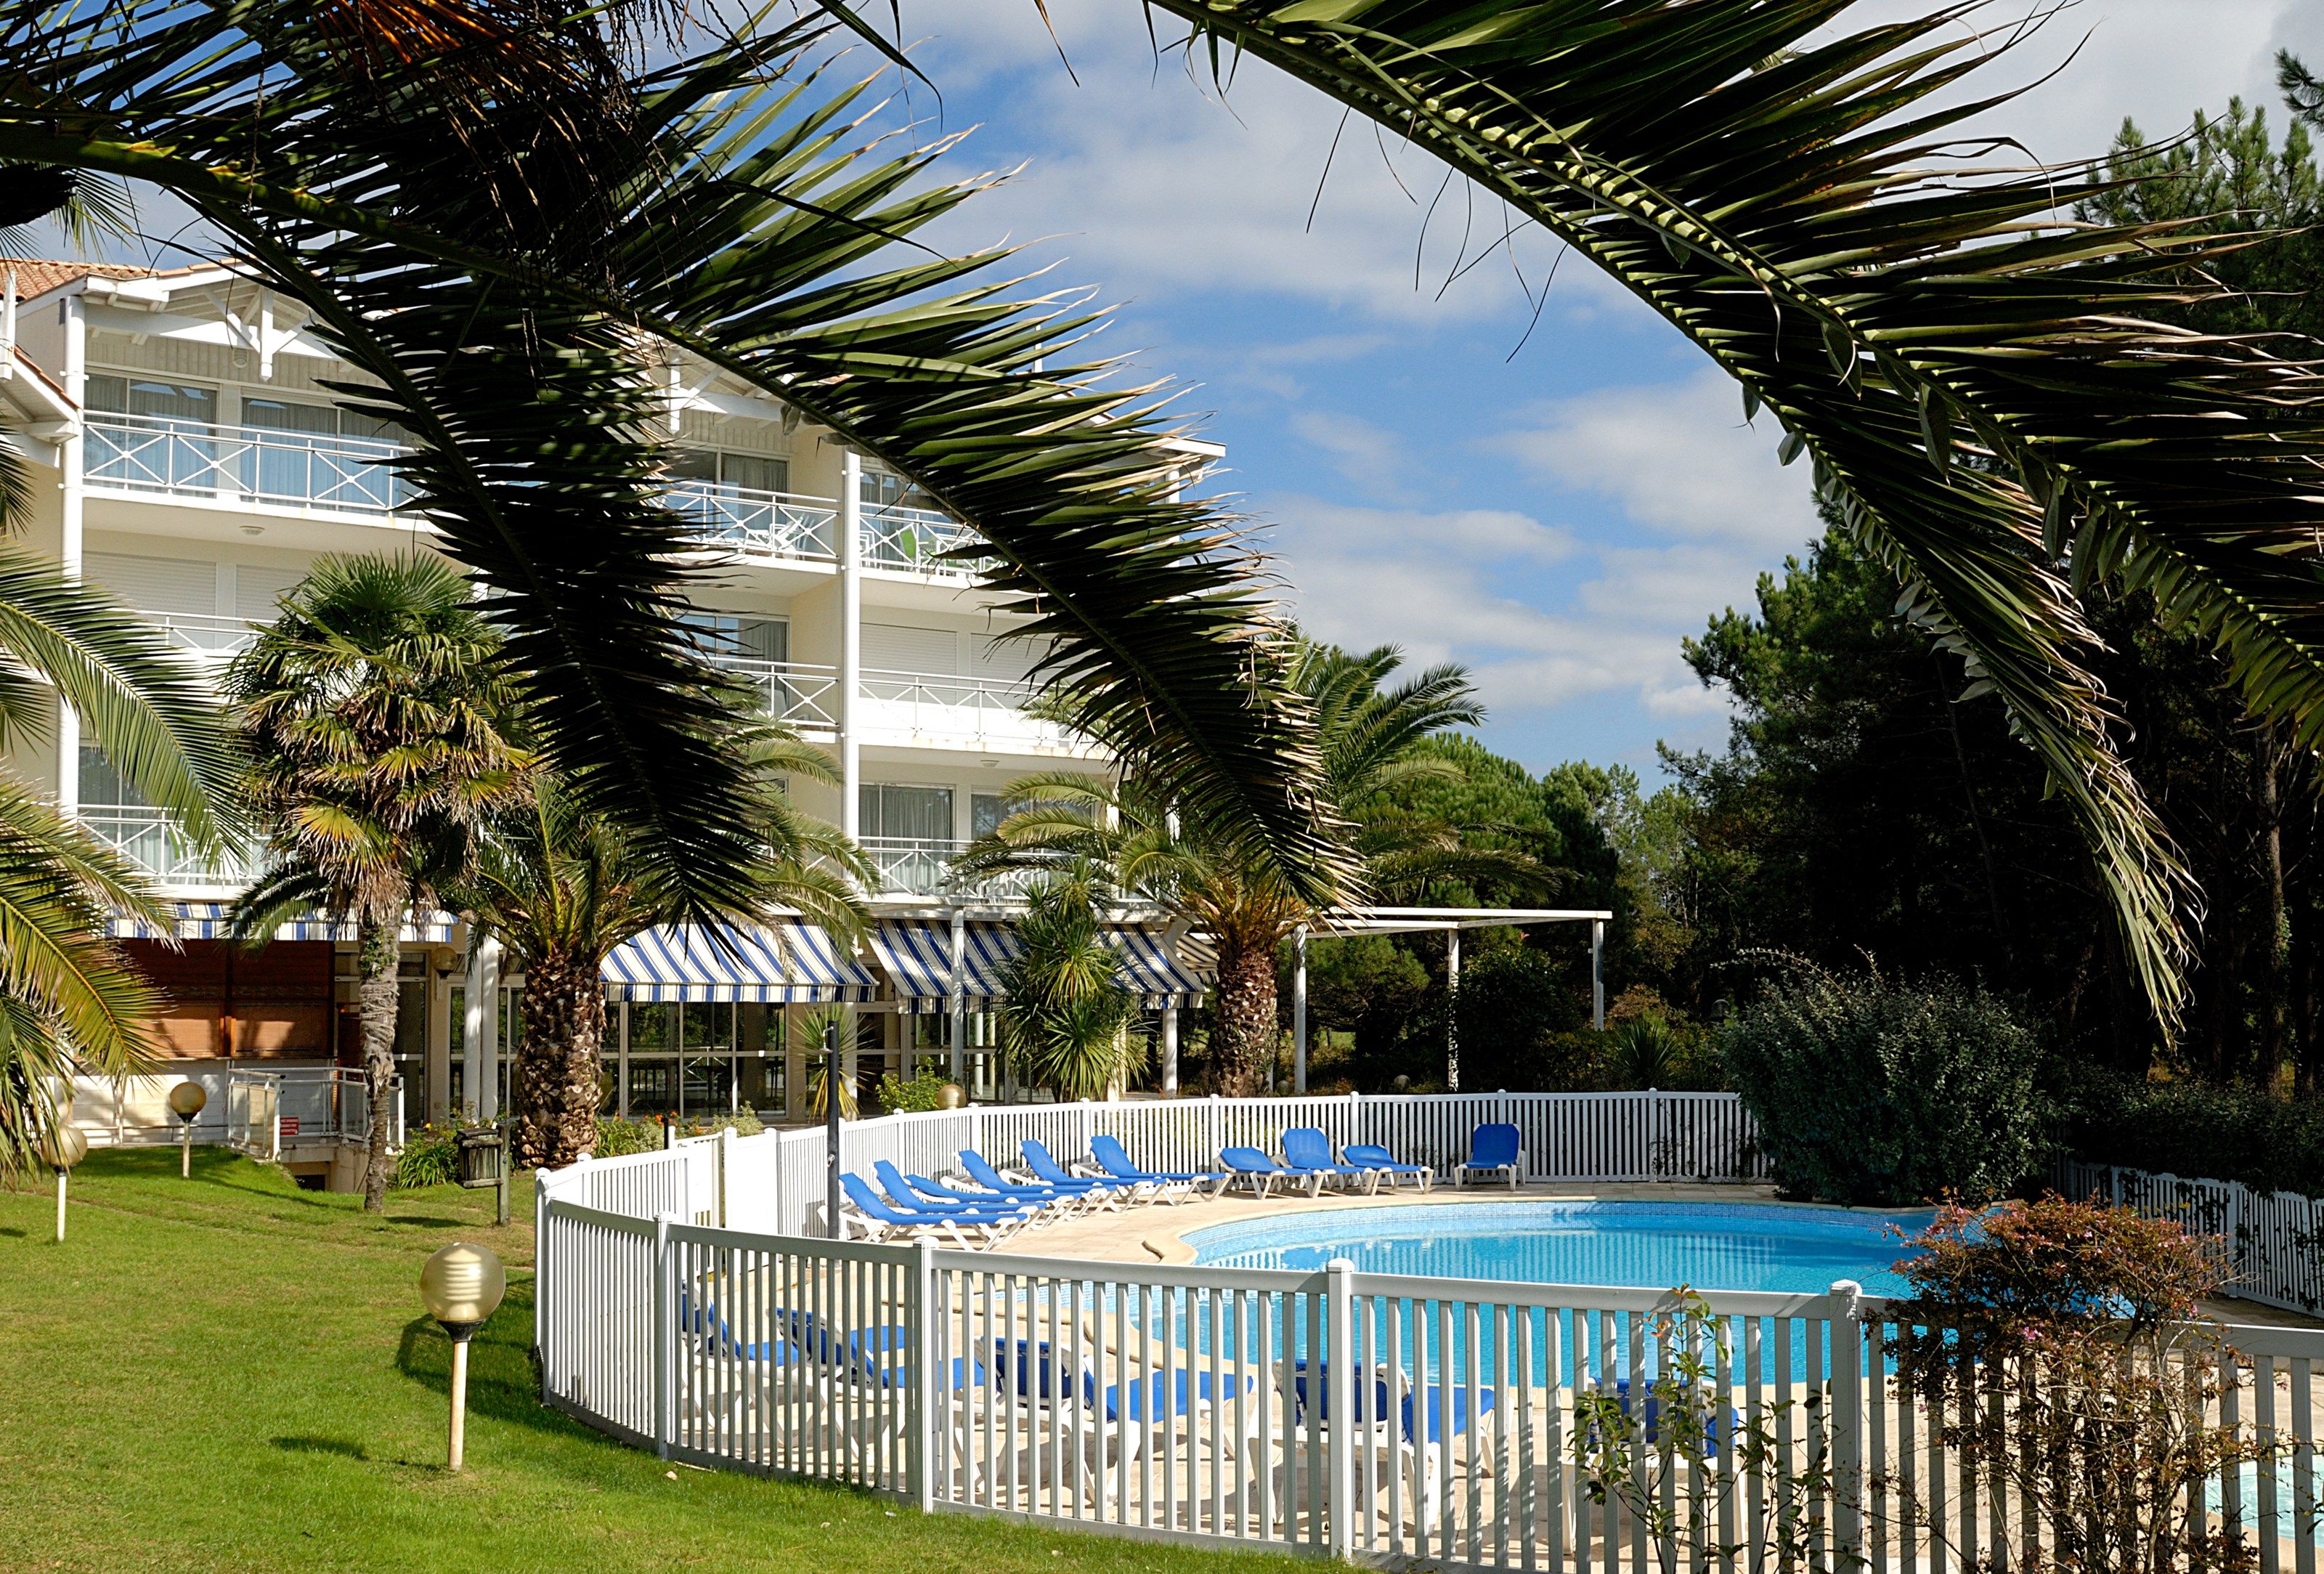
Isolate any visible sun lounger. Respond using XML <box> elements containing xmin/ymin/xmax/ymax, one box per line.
<box><xmin>1218</xmin><ymin>1145</ymin><xmax>1323</xmax><ymax>1198</ymax></box>
<box><xmin>1089</xmin><ymin>1134</ymin><xmax>1222</xmax><ymax>1201</ymax></box>
<box><xmin>1454</xmin><ymin>1121</ymin><xmax>1524</xmax><ymax>1189</ymax></box>
<box><xmin>874</xmin><ymin>1159</ymin><xmax>1014</xmax><ymax>1217</ymax></box>
<box><xmin>1280</xmin><ymin>1127</ymin><xmax>1378</xmax><ymax>1193</ymax></box>
<box><xmin>1344</xmin><ymin>1142</ymin><xmax>1434</xmax><ymax>1191</ymax></box>
<box><xmin>1022</xmin><ymin>1137</ymin><xmax>1150</xmax><ymax>1204</ymax></box>
<box><xmin>840</xmin><ymin>1174</ymin><xmax>1023</xmax><ymax>1244</ymax></box>
<box><xmin>959</xmin><ymin>1148</ymin><xmax>1096</xmax><ymax>1207</ymax></box>
<box><xmin>1285</xmin><ymin>1360</ymin><xmax>1498</xmax><ymax>1536</ymax></box>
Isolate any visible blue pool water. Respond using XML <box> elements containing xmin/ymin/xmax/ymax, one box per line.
<box><xmin>1185</xmin><ymin>1201</ymin><xmax>1933</xmax><ymax>1297</ymax></box>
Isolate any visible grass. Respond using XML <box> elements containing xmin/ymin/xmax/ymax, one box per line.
<box><xmin>0</xmin><ymin>1148</ymin><xmax>1300</xmax><ymax>1574</ymax></box>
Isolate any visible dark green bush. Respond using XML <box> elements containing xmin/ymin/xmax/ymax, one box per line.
<box><xmin>877</xmin><ymin>1066</ymin><xmax>954</xmax><ymax>1113</ymax></box>
<box><xmin>2063</xmin><ymin>1076</ymin><xmax>2324</xmax><ymax>1196</ymax></box>
<box><xmin>1720</xmin><ymin>961</ymin><xmax>2047</xmax><ymax>1206</ymax></box>
<box><xmin>591</xmin><ymin>1116</ymin><xmax>659</xmax><ymax>1157</ymax></box>
<box><xmin>392</xmin><ymin>1124</ymin><xmax>461</xmax><ymax>1189</ymax></box>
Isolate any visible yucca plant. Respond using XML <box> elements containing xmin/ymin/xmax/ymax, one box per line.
<box><xmin>227</xmin><ymin>554</ymin><xmax>532</xmax><ymax>1210</ymax></box>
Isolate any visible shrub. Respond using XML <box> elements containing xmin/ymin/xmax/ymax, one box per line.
<box><xmin>2063</xmin><ymin>1075</ymin><xmax>2324</xmax><ymax>1196</ymax></box>
<box><xmin>1885</xmin><ymin>1196</ymin><xmax>2264</xmax><ymax>1574</ymax></box>
<box><xmin>392</xmin><ymin>1123</ymin><xmax>461</xmax><ymax>1189</ymax></box>
<box><xmin>877</xmin><ymin>1066</ymin><xmax>955</xmax><ymax>1113</ymax></box>
<box><xmin>590</xmin><ymin>1116</ymin><xmax>659</xmax><ymax>1157</ymax></box>
<box><xmin>1720</xmin><ymin>959</ymin><xmax>2047</xmax><ymax>1205</ymax></box>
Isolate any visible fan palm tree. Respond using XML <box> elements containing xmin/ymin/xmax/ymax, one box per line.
<box><xmin>451</xmin><ymin>729</ymin><xmax>871</xmax><ymax>1169</ymax></box>
<box><xmin>227</xmin><ymin>553</ymin><xmax>530</xmax><ymax>1211</ymax></box>
<box><xmin>996</xmin><ymin>866</ymin><xmax>1141</xmax><ymax>1101</ymax></box>
<box><xmin>19</xmin><ymin>1</ymin><xmax>2324</xmax><ymax>1026</ymax></box>
<box><xmin>0</xmin><ymin>415</ymin><xmax>238</xmax><ymax>1175</ymax></box>
<box><xmin>960</xmin><ymin>644</ymin><xmax>1540</xmax><ymax>1093</ymax></box>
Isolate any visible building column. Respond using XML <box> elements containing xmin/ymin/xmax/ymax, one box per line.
<box><xmin>947</xmin><ymin>906</ymin><xmax>966</xmax><ymax>1083</ymax></box>
<box><xmin>1160</xmin><ymin>1007</ymin><xmax>1179</xmax><ymax>1096</ymax></box>
<box><xmin>618</xmin><ymin>999</ymin><xmax>631</xmax><ymax>1119</ymax></box>
<box><xmin>425</xmin><ymin>945</ymin><xmax>454</xmax><ymax>1123</ymax></box>
<box><xmin>1445</xmin><ymin>926</ymin><xmax>1461</xmax><ymax>1093</ymax></box>
<box><xmin>1291</xmin><ymin>924</ymin><xmax>1309</xmax><ymax>1095</ymax></box>
<box><xmin>464</xmin><ymin>933</ymin><xmax>500</xmax><ymax>1120</ymax></box>
<box><xmin>55</xmin><ymin>293</ymin><xmax>85</xmax><ymax>815</ymax></box>
<box><xmin>837</xmin><ymin>447</ymin><xmax>862</xmax><ymax>842</ymax></box>
<box><xmin>1592</xmin><ymin>917</ymin><xmax>1606</xmax><ymax>1031</ymax></box>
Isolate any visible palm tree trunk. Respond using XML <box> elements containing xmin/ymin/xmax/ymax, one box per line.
<box><xmin>511</xmin><ymin>949</ymin><xmax>604</xmax><ymax>1170</ymax></box>
<box><xmin>1210</xmin><ymin>934</ymin><xmax>1279</xmax><ymax>1096</ymax></box>
<box><xmin>355</xmin><ymin>900</ymin><xmax>402</xmax><ymax>1213</ymax></box>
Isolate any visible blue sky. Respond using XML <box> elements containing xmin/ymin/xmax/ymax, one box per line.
<box><xmin>857</xmin><ymin>0</ymin><xmax>2324</xmax><ymax>777</ymax></box>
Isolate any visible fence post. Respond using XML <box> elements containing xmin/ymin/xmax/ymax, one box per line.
<box><xmin>654</xmin><ymin>1212</ymin><xmax>675</xmax><ymax>1460</ymax></box>
<box><xmin>1828</xmin><ymin>1278</ymin><xmax>1865</xmax><ymax>1569</ymax></box>
<box><xmin>912</xmin><ymin>1237</ymin><xmax>937</xmax><ymax>1514</ymax></box>
<box><xmin>1325</xmin><ymin>1257</ymin><xmax>1355</xmax><ymax>1559</ymax></box>
<box><xmin>534</xmin><ymin>1169</ymin><xmax>552</xmax><ymax>1403</ymax></box>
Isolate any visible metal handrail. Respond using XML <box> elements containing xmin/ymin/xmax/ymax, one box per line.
<box><xmin>699</xmin><ymin>654</ymin><xmax>841</xmax><ymax>730</ymax></box>
<box><xmin>80</xmin><ymin>801</ymin><xmax>254</xmax><ymax>884</ymax></box>
<box><xmin>863</xmin><ymin>502</ymin><xmax>994</xmax><ymax>578</ymax></box>
<box><xmin>663</xmin><ymin>479</ymin><xmax>838</xmax><ymax>563</ymax></box>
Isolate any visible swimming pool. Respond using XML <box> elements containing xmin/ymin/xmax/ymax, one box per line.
<box><xmin>1184</xmin><ymin>1200</ymin><xmax>1932</xmax><ymax>1297</ymax></box>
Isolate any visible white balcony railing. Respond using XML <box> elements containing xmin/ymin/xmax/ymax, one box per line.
<box><xmin>662</xmin><ymin>479</ymin><xmax>837</xmax><ymax>564</ymax></box>
<box><xmin>858</xmin><ymin>666</ymin><xmax>1082</xmax><ymax>750</ymax></box>
<box><xmin>702</xmin><ymin>654</ymin><xmax>840</xmax><ymax>732</ymax></box>
<box><xmin>142</xmin><ymin>609</ymin><xmax>257</xmax><ymax>665</ymax></box>
<box><xmin>85</xmin><ymin>412</ymin><xmax>407</xmax><ymax>515</ymax></box>
<box><xmin>864</xmin><ymin>502</ymin><xmax>993</xmax><ymax>579</ymax></box>
<box><xmin>861</xmin><ymin>836</ymin><xmax>961</xmax><ymax>894</ymax></box>
<box><xmin>81</xmin><ymin>803</ymin><xmax>253</xmax><ymax>885</ymax></box>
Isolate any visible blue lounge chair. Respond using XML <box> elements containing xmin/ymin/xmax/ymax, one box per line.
<box><xmin>1454</xmin><ymin>1122</ymin><xmax>1524</xmax><ymax>1189</ymax></box>
<box><xmin>840</xmin><ymin>1174</ymin><xmax>1023</xmax><ymax>1244</ymax></box>
<box><xmin>911</xmin><ymin>1171</ymin><xmax>1060</xmax><ymax>1214</ymax></box>
<box><xmin>1344</xmin><ymin>1143</ymin><xmax>1434</xmax><ymax>1192</ymax></box>
<box><xmin>874</xmin><ymin>1159</ymin><xmax>1003</xmax><ymax>1216</ymax></box>
<box><xmin>959</xmin><ymin>1148</ymin><xmax>1096</xmax><ymax>1206</ymax></box>
<box><xmin>1089</xmin><ymin>1134</ymin><xmax>1223</xmax><ymax>1200</ymax></box>
<box><xmin>1280</xmin><ymin>1127</ymin><xmax>1377</xmax><ymax>1193</ymax></box>
<box><xmin>1287</xmin><ymin>1360</ymin><xmax>1498</xmax><ymax>1535</ymax></box>
<box><xmin>1022</xmin><ymin>1137</ymin><xmax>1147</xmax><ymax>1204</ymax></box>
<box><xmin>1218</xmin><ymin>1145</ymin><xmax>1321</xmax><ymax>1198</ymax></box>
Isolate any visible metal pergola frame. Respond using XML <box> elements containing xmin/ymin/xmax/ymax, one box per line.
<box><xmin>1290</xmin><ymin>906</ymin><xmax>1613</xmax><ymax>1095</ymax></box>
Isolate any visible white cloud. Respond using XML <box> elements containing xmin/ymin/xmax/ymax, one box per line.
<box><xmin>1492</xmin><ymin>372</ymin><xmax>1821</xmax><ymax>553</ymax></box>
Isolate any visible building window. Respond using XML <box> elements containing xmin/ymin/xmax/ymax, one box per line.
<box><xmin>681</xmin><ymin>612</ymin><xmax>788</xmax><ymax>666</ymax></box>
<box><xmin>859</xmin><ymin>464</ymin><xmax>933</xmax><ymax>511</ymax></box>
<box><xmin>87</xmin><ymin>373</ymin><xmax>217</xmax><ymax>424</ymax></box>
<box><xmin>672</xmin><ymin>447</ymin><xmax>790</xmax><ymax>495</ymax></box>
<box><xmin>971</xmin><ymin>792</ymin><xmax>1007</xmax><ymax>840</ymax></box>
<box><xmin>860</xmin><ymin>783</ymin><xmax>954</xmax><ymax>843</ymax></box>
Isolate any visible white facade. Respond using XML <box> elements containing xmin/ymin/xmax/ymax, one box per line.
<box><xmin>4</xmin><ymin>259</ymin><xmax>1219</xmax><ymax>1154</ymax></box>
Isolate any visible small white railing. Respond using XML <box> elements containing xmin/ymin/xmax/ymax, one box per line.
<box><xmin>224</xmin><ymin>1066</ymin><xmax>402</xmax><ymax>1159</ymax></box>
<box><xmin>702</xmin><ymin>654</ymin><xmax>840</xmax><ymax>731</ymax></box>
<box><xmin>665</xmin><ymin>480</ymin><xmax>837</xmax><ymax>564</ymax></box>
<box><xmin>80</xmin><ymin>803</ymin><xmax>254</xmax><ymax>885</ymax></box>
<box><xmin>2057</xmin><ymin>1158</ymin><xmax>2324</xmax><ymax>1315</ymax></box>
<box><xmin>134</xmin><ymin>609</ymin><xmax>258</xmax><ymax>664</ymax></box>
<box><xmin>864</xmin><ymin>503</ymin><xmax>992</xmax><ymax>579</ymax></box>
<box><xmin>535</xmin><ymin>1103</ymin><xmax>2324</xmax><ymax>1567</ymax></box>
<box><xmin>85</xmin><ymin>412</ymin><xmax>407</xmax><ymax>515</ymax></box>
<box><xmin>861</xmin><ymin>836</ymin><xmax>964</xmax><ymax>896</ymax></box>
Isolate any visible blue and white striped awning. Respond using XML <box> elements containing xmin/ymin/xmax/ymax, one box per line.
<box><xmin>601</xmin><ymin>921</ymin><xmax>878</xmax><ymax>1004</ymax></box>
<box><xmin>107</xmin><ymin>901</ymin><xmax>460</xmax><ymax>944</ymax></box>
<box><xmin>872</xmin><ymin>919</ymin><xmax>1208</xmax><ymax>1013</ymax></box>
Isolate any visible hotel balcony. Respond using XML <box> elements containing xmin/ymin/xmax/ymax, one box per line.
<box><xmin>81</xmin><ymin>803</ymin><xmax>256</xmax><ymax>888</ymax></box>
<box><xmin>860</xmin><ymin>837</ymin><xmax>1041</xmax><ymax>898</ymax></box>
<box><xmin>85</xmin><ymin>412</ymin><xmax>992</xmax><ymax>577</ymax></box>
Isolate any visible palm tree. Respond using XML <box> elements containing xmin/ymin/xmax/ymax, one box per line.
<box><xmin>0</xmin><ymin>410</ymin><xmax>239</xmax><ymax>1175</ymax></box>
<box><xmin>960</xmin><ymin>644</ymin><xmax>1538</xmax><ymax>1094</ymax></box>
<box><xmin>452</xmin><ymin>728</ymin><xmax>870</xmax><ymax>1169</ymax></box>
<box><xmin>996</xmin><ymin>867</ymin><xmax>1140</xmax><ymax>1101</ymax></box>
<box><xmin>21</xmin><ymin>1</ymin><xmax>2324</xmax><ymax>1026</ymax></box>
<box><xmin>227</xmin><ymin>554</ymin><xmax>529</xmax><ymax>1211</ymax></box>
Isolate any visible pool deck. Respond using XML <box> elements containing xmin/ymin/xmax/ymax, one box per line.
<box><xmin>986</xmin><ymin>1180</ymin><xmax>2324</xmax><ymax>1328</ymax></box>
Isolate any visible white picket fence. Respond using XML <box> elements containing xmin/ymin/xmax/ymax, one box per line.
<box><xmin>542</xmin><ymin>1092</ymin><xmax>1768</xmax><ymax>1243</ymax></box>
<box><xmin>2057</xmin><ymin>1159</ymin><xmax>2324</xmax><ymax>1315</ymax></box>
<box><xmin>529</xmin><ymin>1094</ymin><xmax>2324</xmax><ymax>1568</ymax></box>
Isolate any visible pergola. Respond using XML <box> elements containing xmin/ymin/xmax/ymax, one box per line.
<box><xmin>866</xmin><ymin>894</ymin><xmax>1612</xmax><ymax>1097</ymax></box>
<box><xmin>1288</xmin><ymin>907</ymin><xmax>1613</xmax><ymax>1095</ymax></box>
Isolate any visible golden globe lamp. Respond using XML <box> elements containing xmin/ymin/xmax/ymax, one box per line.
<box><xmin>420</xmin><ymin>1242</ymin><xmax>505</xmax><ymax>1471</ymax></box>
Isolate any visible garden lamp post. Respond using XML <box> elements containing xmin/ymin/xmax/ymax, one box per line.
<box><xmin>168</xmin><ymin>1080</ymin><xmax>207</xmax><ymax>1177</ymax></box>
<box><xmin>419</xmin><ymin>1241</ymin><xmax>505</xmax><ymax>1472</ymax></box>
<box><xmin>38</xmin><ymin>1119</ymin><xmax>87</xmax><ymax>1244</ymax></box>
<box><xmin>824</xmin><ymin>1017</ymin><xmax>842</xmax><ymax>1240</ymax></box>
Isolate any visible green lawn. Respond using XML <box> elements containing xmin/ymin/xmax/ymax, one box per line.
<box><xmin>0</xmin><ymin>1148</ymin><xmax>1298</xmax><ymax>1574</ymax></box>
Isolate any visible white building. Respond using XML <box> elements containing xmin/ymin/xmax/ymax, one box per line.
<box><xmin>3</xmin><ymin>259</ymin><xmax>1216</xmax><ymax>1177</ymax></box>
